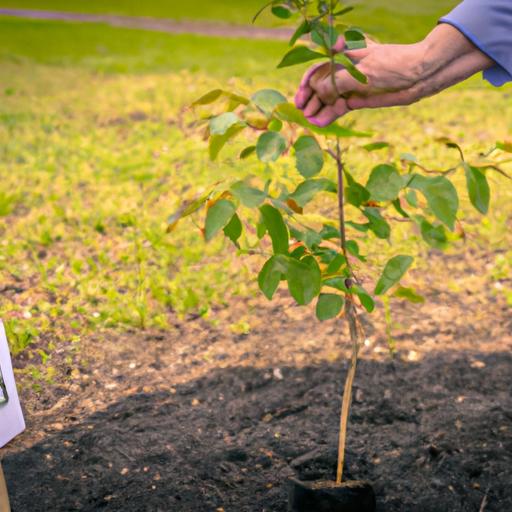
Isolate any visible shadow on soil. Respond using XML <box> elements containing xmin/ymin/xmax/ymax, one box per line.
<box><xmin>3</xmin><ymin>351</ymin><xmax>512</xmax><ymax>512</ymax></box>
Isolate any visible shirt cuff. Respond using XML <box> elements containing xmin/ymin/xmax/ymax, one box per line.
<box><xmin>439</xmin><ymin>17</ymin><xmax>512</xmax><ymax>87</ymax></box>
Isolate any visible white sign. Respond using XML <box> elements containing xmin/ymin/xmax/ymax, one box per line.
<box><xmin>0</xmin><ymin>320</ymin><xmax>25</xmax><ymax>448</ymax></box>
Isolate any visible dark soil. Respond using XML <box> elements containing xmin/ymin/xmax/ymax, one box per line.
<box><xmin>2</xmin><ymin>252</ymin><xmax>512</xmax><ymax>511</ymax></box>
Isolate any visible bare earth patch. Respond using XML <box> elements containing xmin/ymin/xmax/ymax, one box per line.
<box><xmin>2</xmin><ymin>250</ymin><xmax>512</xmax><ymax>511</ymax></box>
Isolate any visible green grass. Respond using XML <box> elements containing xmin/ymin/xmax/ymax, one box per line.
<box><xmin>2</xmin><ymin>0</ymin><xmax>458</xmax><ymax>42</ymax></box>
<box><xmin>0</xmin><ymin>17</ymin><xmax>290</xmax><ymax>78</ymax></box>
<box><xmin>0</xmin><ymin>7</ymin><xmax>511</xmax><ymax>367</ymax></box>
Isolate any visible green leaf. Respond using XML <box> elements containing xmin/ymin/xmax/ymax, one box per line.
<box><xmin>256</xmin><ymin>131</ymin><xmax>287</xmax><ymax>163</ymax></box>
<box><xmin>335</xmin><ymin>53</ymin><xmax>367</xmax><ymax>84</ymax></box>
<box><xmin>209</xmin><ymin>125</ymin><xmax>245</xmax><ymax>160</ymax></box>
<box><xmin>393</xmin><ymin>286</ymin><xmax>425</xmax><ymax>304</ymax></box>
<box><xmin>363</xmin><ymin>208</ymin><xmax>390</xmax><ymax>239</ymax></box>
<box><xmin>408</xmin><ymin>175</ymin><xmax>459</xmax><ymax>230</ymax></box>
<box><xmin>496</xmin><ymin>141</ymin><xmax>512</xmax><ymax>153</ymax></box>
<box><xmin>260</xmin><ymin>204</ymin><xmax>289</xmax><ymax>254</ymax></box>
<box><xmin>209</xmin><ymin>112</ymin><xmax>243</xmax><ymax>135</ymax></box>
<box><xmin>366</xmin><ymin>164</ymin><xmax>403</xmax><ymax>202</ymax></box>
<box><xmin>289</xmin><ymin>19</ymin><xmax>311</xmax><ymax>46</ymax></box>
<box><xmin>277</xmin><ymin>46</ymin><xmax>326</xmax><ymax>69</ymax></box>
<box><xmin>240</xmin><ymin>146</ymin><xmax>256</xmax><ymax>159</ymax></box>
<box><xmin>271</xmin><ymin>4</ymin><xmax>292</xmax><ymax>18</ymax></box>
<box><xmin>405</xmin><ymin>190</ymin><xmax>418</xmax><ymax>208</ymax></box>
<box><xmin>192</xmin><ymin>89</ymin><xmax>249</xmax><ymax>108</ymax></box>
<box><xmin>286</xmin><ymin>257</ymin><xmax>321</xmax><ymax>305</ymax></box>
<box><xmin>289</xmin><ymin>179</ymin><xmax>337</xmax><ymax>208</ymax></box>
<box><xmin>346</xmin><ymin>182</ymin><xmax>370</xmax><ymax>207</ymax></box>
<box><xmin>464</xmin><ymin>164</ymin><xmax>490</xmax><ymax>214</ymax></box>
<box><xmin>294</xmin><ymin>136</ymin><xmax>324</xmax><ymax>178</ymax></box>
<box><xmin>231</xmin><ymin>181</ymin><xmax>266</xmax><ymax>208</ymax></box>
<box><xmin>256</xmin><ymin>218</ymin><xmax>267</xmax><ymax>239</ymax></box>
<box><xmin>167</xmin><ymin>190</ymin><xmax>213</xmax><ymax>230</ymax></box>
<box><xmin>275</xmin><ymin>103</ymin><xmax>372</xmax><ymax>138</ymax></box>
<box><xmin>326</xmin><ymin>253</ymin><xmax>347</xmax><ymax>274</ymax></box>
<box><xmin>192</xmin><ymin>89</ymin><xmax>223</xmax><ymax>106</ymax></box>
<box><xmin>258</xmin><ymin>255</ymin><xmax>287</xmax><ymax>300</ymax></box>
<box><xmin>251</xmin><ymin>89</ymin><xmax>288</xmax><ymax>116</ymax></box>
<box><xmin>344</xmin><ymin>28</ymin><xmax>366</xmax><ymax>50</ymax></box>
<box><xmin>291</xmin><ymin>227</ymin><xmax>322</xmax><ymax>249</ymax></box>
<box><xmin>316</xmin><ymin>294</ymin><xmax>345</xmax><ymax>321</ymax></box>
<box><xmin>205</xmin><ymin>199</ymin><xmax>236</xmax><ymax>242</ymax></box>
<box><xmin>353</xmin><ymin>285</ymin><xmax>375</xmax><ymax>313</ymax></box>
<box><xmin>268</xmin><ymin>119</ymin><xmax>283</xmax><ymax>131</ymax></box>
<box><xmin>223</xmin><ymin>213</ymin><xmax>242</xmax><ymax>247</ymax></box>
<box><xmin>346</xmin><ymin>221</ymin><xmax>369</xmax><ymax>233</ymax></box>
<box><xmin>419</xmin><ymin>218</ymin><xmax>448</xmax><ymax>249</ymax></box>
<box><xmin>311</xmin><ymin>22</ymin><xmax>338</xmax><ymax>49</ymax></box>
<box><xmin>363</xmin><ymin>141</ymin><xmax>390</xmax><ymax>152</ymax></box>
<box><xmin>392</xmin><ymin>199</ymin><xmax>409</xmax><ymax>219</ymax></box>
<box><xmin>320</xmin><ymin>224</ymin><xmax>340</xmax><ymax>240</ymax></box>
<box><xmin>375</xmin><ymin>255</ymin><xmax>414</xmax><ymax>295</ymax></box>
<box><xmin>334</xmin><ymin>6</ymin><xmax>354</xmax><ymax>16</ymax></box>
<box><xmin>323</xmin><ymin>276</ymin><xmax>349</xmax><ymax>293</ymax></box>
<box><xmin>346</xmin><ymin>240</ymin><xmax>366</xmax><ymax>261</ymax></box>
<box><xmin>436</xmin><ymin>136</ymin><xmax>464</xmax><ymax>159</ymax></box>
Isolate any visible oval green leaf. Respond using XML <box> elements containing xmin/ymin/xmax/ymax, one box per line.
<box><xmin>260</xmin><ymin>204</ymin><xmax>289</xmax><ymax>255</ymax></box>
<box><xmin>464</xmin><ymin>164</ymin><xmax>490</xmax><ymax>214</ymax></box>
<box><xmin>209</xmin><ymin>112</ymin><xmax>242</xmax><ymax>135</ymax></box>
<box><xmin>205</xmin><ymin>199</ymin><xmax>236</xmax><ymax>242</ymax></box>
<box><xmin>286</xmin><ymin>256</ymin><xmax>321</xmax><ymax>305</ymax></box>
<box><xmin>316</xmin><ymin>293</ymin><xmax>345</xmax><ymax>321</ymax></box>
<box><xmin>294</xmin><ymin>135</ymin><xmax>324</xmax><ymax>178</ymax></box>
<box><xmin>366</xmin><ymin>164</ymin><xmax>403</xmax><ymax>202</ymax></box>
<box><xmin>256</xmin><ymin>131</ymin><xmax>287</xmax><ymax>163</ymax></box>
<box><xmin>277</xmin><ymin>46</ymin><xmax>326</xmax><ymax>69</ymax></box>
<box><xmin>374</xmin><ymin>255</ymin><xmax>414</xmax><ymax>296</ymax></box>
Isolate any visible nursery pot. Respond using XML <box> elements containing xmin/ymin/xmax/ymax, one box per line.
<box><xmin>288</xmin><ymin>478</ymin><xmax>376</xmax><ymax>512</ymax></box>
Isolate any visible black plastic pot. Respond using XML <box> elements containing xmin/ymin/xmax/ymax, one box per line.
<box><xmin>288</xmin><ymin>478</ymin><xmax>376</xmax><ymax>512</ymax></box>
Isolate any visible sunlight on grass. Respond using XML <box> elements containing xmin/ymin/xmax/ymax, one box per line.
<box><xmin>0</xmin><ymin>14</ymin><xmax>510</xmax><ymax>362</ymax></box>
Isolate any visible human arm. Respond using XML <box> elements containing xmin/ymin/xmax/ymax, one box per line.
<box><xmin>296</xmin><ymin>0</ymin><xmax>512</xmax><ymax>126</ymax></box>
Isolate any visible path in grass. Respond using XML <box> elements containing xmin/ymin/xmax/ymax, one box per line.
<box><xmin>0</xmin><ymin>8</ymin><xmax>293</xmax><ymax>40</ymax></box>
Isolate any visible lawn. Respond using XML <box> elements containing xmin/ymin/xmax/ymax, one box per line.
<box><xmin>2</xmin><ymin>0</ymin><xmax>459</xmax><ymax>41</ymax></box>
<box><xmin>0</xmin><ymin>10</ymin><xmax>511</xmax><ymax>373</ymax></box>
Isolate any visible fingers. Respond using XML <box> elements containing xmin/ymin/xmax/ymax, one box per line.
<box><xmin>295</xmin><ymin>85</ymin><xmax>313</xmax><ymax>110</ymax></box>
<box><xmin>307</xmin><ymin>98</ymin><xmax>351</xmax><ymax>127</ymax></box>
<box><xmin>295</xmin><ymin>62</ymin><xmax>328</xmax><ymax>109</ymax></box>
<box><xmin>303</xmin><ymin>94</ymin><xmax>323</xmax><ymax>118</ymax></box>
<box><xmin>347</xmin><ymin>89</ymin><xmax>419</xmax><ymax>110</ymax></box>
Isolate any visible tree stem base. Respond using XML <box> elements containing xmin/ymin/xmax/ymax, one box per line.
<box><xmin>288</xmin><ymin>478</ymin><xmax>376</xmax><ymax>512</ymax></box>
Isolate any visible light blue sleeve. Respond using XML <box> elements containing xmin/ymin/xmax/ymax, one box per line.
<box><xmin>440</xmin><ymin>0</ymin><xmax>512</xmax><ymax>86</ymax></box>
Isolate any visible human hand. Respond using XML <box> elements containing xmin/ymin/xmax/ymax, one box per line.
<box><xmin>295</xmin><ymin>24</ymin><xmax>494</xmax><ymax>127</ymax></box>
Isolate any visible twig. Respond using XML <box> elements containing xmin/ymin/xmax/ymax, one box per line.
<box><xmin>479</xmin><ymin>487</ymin><xmax>490</xmax><ymax>512</ymax></box>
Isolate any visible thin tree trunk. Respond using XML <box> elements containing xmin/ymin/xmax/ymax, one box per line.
<box><xmin>0</xmin><ymin>462</ymin><xmax>11</xmax><ymax>512</ymax></box>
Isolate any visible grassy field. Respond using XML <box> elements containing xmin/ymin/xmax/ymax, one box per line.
<box><xmin>0</xmin><ymin>6</ymin><xmax>511</xmax><ymax>380</ymax></box>
<box><xmin>1</xmin><ymin>0</ymin><xmax>459</xmax><ymax>41</ymax></box>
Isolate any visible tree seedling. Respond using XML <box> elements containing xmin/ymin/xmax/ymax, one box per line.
<box><xmin>170</xmin><ymin>1</ymin><xmax>508</xmax><ymax>510</ymax></box>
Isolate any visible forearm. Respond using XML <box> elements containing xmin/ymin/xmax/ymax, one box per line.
<box><xmin>418</xmin><ymin>23</ymin><xmax>494</xmax><ymax>81</ymax></box>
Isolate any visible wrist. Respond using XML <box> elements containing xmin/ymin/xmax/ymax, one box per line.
<box><xmin>419</xmin><ymin>23</ymin><xmax>476</xmax><ymax>78</ymax></box>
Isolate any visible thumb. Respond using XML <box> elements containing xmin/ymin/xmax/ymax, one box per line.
<box><xmin>334</xmin><ymin>69</ymin><xmax>369</xmax><ymax>96</ymax></box>
<box><xmin>344</xmin><ymin>46</ymin><xmax>372</xmax><ymax>64</ymax></box>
